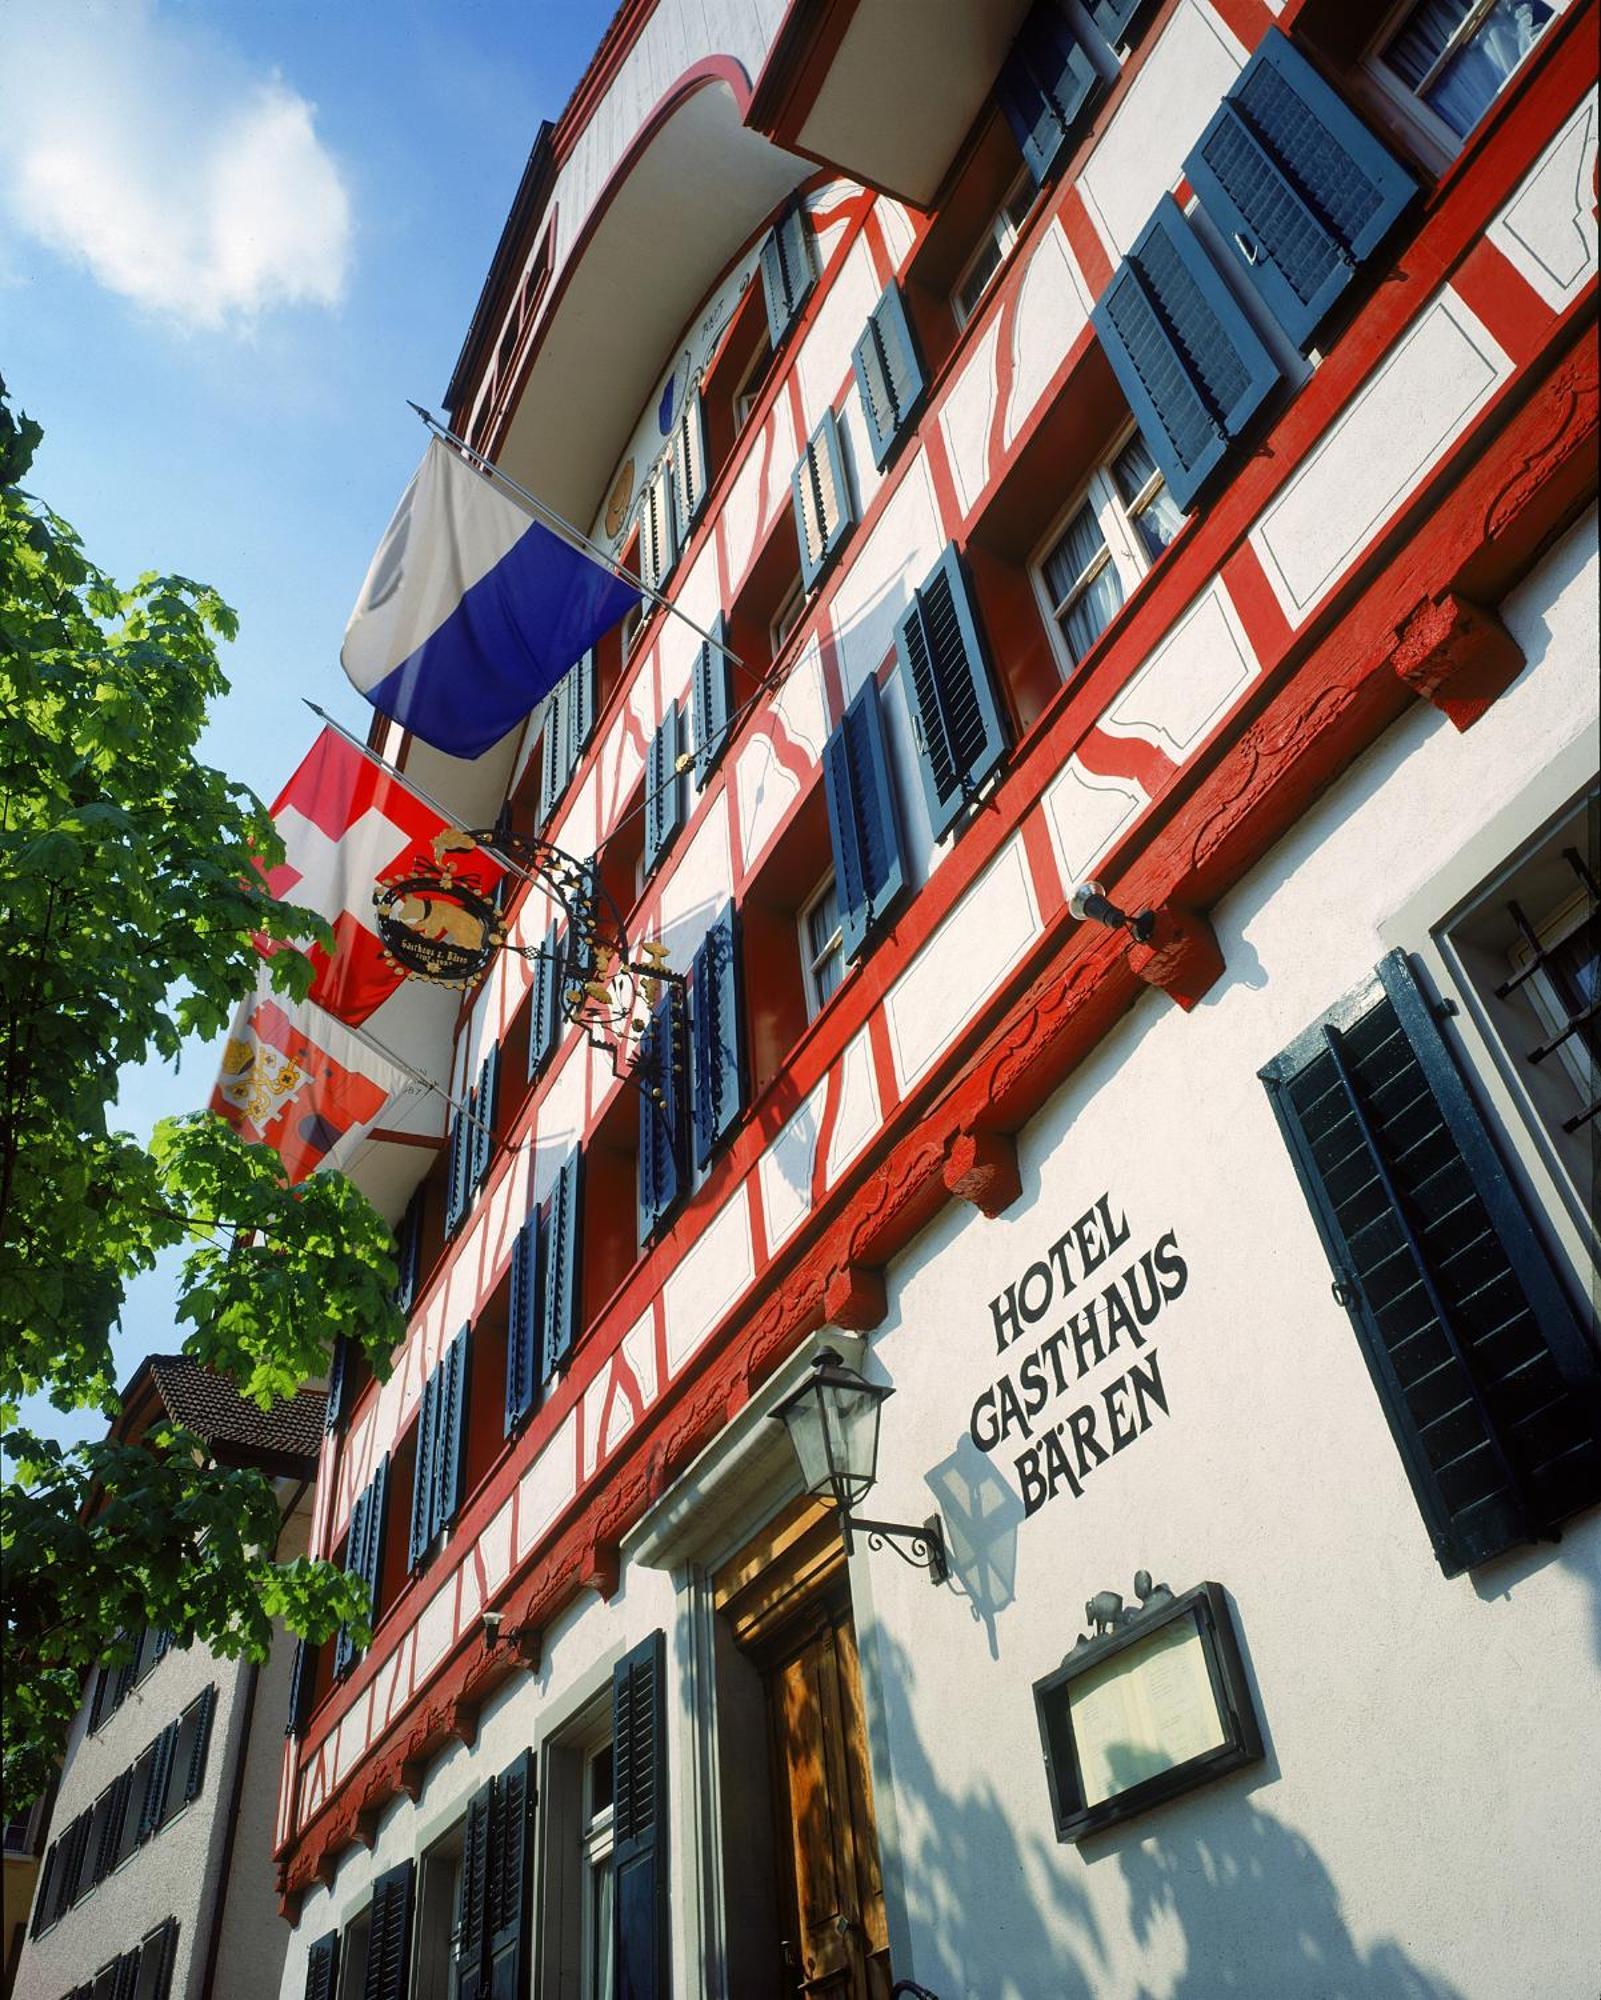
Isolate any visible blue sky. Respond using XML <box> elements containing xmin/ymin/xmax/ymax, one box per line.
<box><xmin>2</xmin><ymin>0</ymin><xmax>616</xmax><ymax>1445</ymax></box>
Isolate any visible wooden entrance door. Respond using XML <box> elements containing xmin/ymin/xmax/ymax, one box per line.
<box><xmin>716</xmin><ymin>1500</ymin><xmax>892</xmax><ymax>1999</ymax></box>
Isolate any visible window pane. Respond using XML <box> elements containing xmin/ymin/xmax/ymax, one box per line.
<box><xmin>1063</xmin><ymin>563</ymin><xmax>1125</xmax><ymax>663</ymax></box>
<box><xmin>1387</xmin><ymin>0</ymin><xmax>1552</xmax><ymax>138</ymax></box>
<box><xmin>807</xmin><ymin>882</ymin><xmax>841</xmax><ymax>961</ymax></box>
<box><xmin>1043</xmin><ymin>501</ymin><xmax>1107</xmax><ymax>609</ymax></box>
<box><xmin>956</xmin><ymin>238</ymin><xmax>1003</xmax><ymax>321</ymax></box>
<box><xmin>815</xmin><ymin>946</ymin><xmax>844</xmax><ymax>1008</ymax></box>
<box><xmin>1384</xmin><ymin>0</ymin><xmax>1475</xmax><ymax>88</ymax></box>
<box><xmin>588</xmin><ymin>1857</ymin><xmax>614</xmax><ymax>2000</ymax></box>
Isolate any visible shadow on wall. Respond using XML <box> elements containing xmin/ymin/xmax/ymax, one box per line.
<box><xmin>924</xmin><ymin>1435</ymin><xmax>1024</xmax><ymax>1662</ymax></box>
<box><xmin>869</xmin><ymin>1623</ymin><xmax>1467</xmax><ymax>2000</ymax></box>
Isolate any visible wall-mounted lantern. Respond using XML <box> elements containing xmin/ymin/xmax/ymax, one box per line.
<box><xmin>771</xmin><ymin>1349</ymin><xmax>948</xmax><ymax>1584</ymax></box>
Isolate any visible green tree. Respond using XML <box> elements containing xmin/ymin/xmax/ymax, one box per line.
<box><xmin>0</xmin><ymin>381</ymin><xmax>402</xmax><ymax>1808</ymax></box>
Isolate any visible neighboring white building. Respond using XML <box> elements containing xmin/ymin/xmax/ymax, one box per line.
<box><xmin>13</xmin><ymin>1359</ymin><xmax>326</xmax><ymax>2000</ymax></box>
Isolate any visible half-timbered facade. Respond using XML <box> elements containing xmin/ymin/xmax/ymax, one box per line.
<box><xmin>277</xmin><ymin>2</ymin><xmax>1600</xmax><ymax>1995</ymax></box>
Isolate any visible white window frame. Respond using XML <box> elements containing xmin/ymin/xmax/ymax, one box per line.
<box><xmin>1029</xmin><ymin>423</ymin><xmax>1176</xmax><ymax>679</ymax></box>
<box><xmin>1362</xmin><ymin>0</ymin><xmax>1569</xmax><ymax>168</ymax></box>
<box><xmin>538</xmin><ymin>1694</ymin><xmax>616</xmax><ymax>2000</ymax></box>
<box><xmin>770</xmin><ymin>574</ymin><xmax>805</xmax><ymax>659</ymax></box>
<box><xmin>336</xmin><ymin>1904</ymin><xmax>372</xmax><ymax>2000</ymax></box>
<box><xmin>951</xmin><ymin>171</ymin><xmax>1036</xmax><ymax>330</ymax></box>
<box><xmin>733</xmin><ymin>328</ymin><xmax>774</xmax><ymax>434</ymax></box>
<box><xmin>799</xmin><ymin>874</ymin><xmax>845</xmax><ymax>1021</ymax></box>
<box><xmin>413</xmin><ymin>1818</ymin><xmax>467</xmax><ymax>2000</ymax></box>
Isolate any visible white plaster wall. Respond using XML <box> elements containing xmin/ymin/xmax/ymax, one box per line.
<box><xmin>854</xmin><ymin>512</ymin><xmax>1601</xmax><ymax>2000</ymax></box>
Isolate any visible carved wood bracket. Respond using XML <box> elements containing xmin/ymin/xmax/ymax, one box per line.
<box><xmin>1386</xmin><ymin>590</ymin><xmax>1525</xmax><ymax>731</ymax></box>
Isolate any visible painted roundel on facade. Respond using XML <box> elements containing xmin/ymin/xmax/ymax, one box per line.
<box><xmin>605</xmin><ymin>458</ymin><xmax>635</xmax><ymax>542</ymax></box>
<box><xmin>658</xmin><ymin>347</ymin><xmax>692</xmax><ymax>436</ymax></box>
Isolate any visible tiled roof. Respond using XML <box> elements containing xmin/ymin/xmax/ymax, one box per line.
<box><xmin>142</xmin><ymin>1355</ymin><xmax>325</xmax><ymax>1467</ymax></box>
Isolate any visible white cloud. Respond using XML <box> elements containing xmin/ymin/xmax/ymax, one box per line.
<box><xmin>0</xmin><ymin>0</ymin><xmax>351</xmax><ymax>330</ymax></box>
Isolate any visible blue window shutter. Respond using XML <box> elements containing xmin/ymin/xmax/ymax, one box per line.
<box><xmin>434</xmin><ymin>1325</ymin><xmax>470</xmax><ymax>1538</ymax></box>
<box><xmin>334</xmin><ymin>1484</ymin><xmax>367</xmax><ymax>1677</ymax></box>
<box><xmin>408</xmin><ymin>1364</ymin><xmax>438</xmax><ymax>1571</ymax></box>
<box><xmin>303</xmin><ymin>1932</ymin><xmax>340</xmax><ymax>2000</ymax></box>
<box><xmin>644</xmin><ymin>703</ymin><xmax>684</xmax><ymax>877</ymax></box>
<box><xmin>285</xmin><ymin>1637</ymin><xmax>314</xmax><ymax>1738</ymax></box>
<box><xmin>505</xmin><ymin>1215</ymin><xmax>540</xmax><ymax>1435</ymax></box>
<box><xmin>538</xmin><ymin>673</ymin><xmax>569</xmax><ymax>828</ymax></box>
<box><xmin>1092</xmin><ymin>194</ymin><xmax>1282</xmax><ymax>511</ymax></box>
<box><xmin>639</xmin><ymin>456</ymin><xmax>679</xmax><ymax>594</ymax></box>
<box><xmin>529</xmin><ymin>919</ymin><xmax>562</xmax><ymax>1080</ymax></box>
<box><xmin>791</xmin><ymin>408</ymin><xmax>854</xmax><ymax>591</ymax></box>
<box><xmin>394</xmin><ymin>1190</ymin><xmax>423</xmax><ymax>1317</ymax></box>
<box><xmin>1186</xmin><ymin>29</ymin><xmax>1415</xmax><ymax>347</ymax></box>
<box><xmin>824</xmin><ymin>677</ymin><xmax>908</xmax><ymax>964</ymax></box>
<box><xmin>998</xmin><ymin>2</ymin><xmax>1099</xmax><ymax>186</ymax></box>
<box><xmin>487</xmin><ymin>1750</ymin><xmax>536</xmax><ymax>1997</ymax></box>
<box><xmin>760</xmin><ymin>205</ymin><xmax>815</xmax><ymax>350</ymax></box>
<box><xmin>445</xmin><ymin>1100</ymin><xmax>470</xmax><ymax>1236</ymax></box>
<box><xmin>690</xmin><ymin>906</ymin><xmax>744</xmax><ymax>1171</ymax></box>
<box><xmin>638</xmin><ymin>982</ymin><xmax>686</xmax><ymax>1236</ymax></box>
<box><xmin>1260</xmin><ymin>952</ymin><xmax>1601</xmax><ymax>1575</ymax></box>
<box><xmin>324</xmin><ymin>1335</ymin><xmax>349</xmax><ymax>1435</ymax></box>
<box><xmin>362</xmin><ymin>1452</ymin><xmax>390</xmax><ymax>1632</ymax></box>
<box><xmin>454</xmin><ymin>1780</ymin><xmax>494</xmax><ymax>2000</ymax></box>
<box><xmin>691</xmin><ymin>613</ymin><xmax>732</xmax><ymax>787</ymax></box>
<box><xmin>897</xmin><ymin>544</ymin><xmax>1010</xmax><ymax>839</ymax></box>
<box><xmin>570</xmin><ymin>649</ymin><xmax>597</xmax><ymax>762</ymax></box>
<box><xmin>852</xmin><ymin>283</ymin><xmax>927</xmax><ymax>469</ymax></box>
<box><xmin>672</xmin><ymin>388</ymin><xmax>709</xmax><ymax>547</ymax></box>
<box><xmin>1084</xmin><ymin>0</ymin><xmax>1146</xmax><ymax>47</ymax></box>
<box><xmin>471</xmin><ymin>1048</ymin><xmax>499</xmax><ymax>1192</ymax></box>
<box><xmin>363</xmin><ymin>1860</ymin><xmax>415</xmax><ymax>2000</ymax></box>
<box><xmin>612</xmin><ymin>1630</ymin><xmax>669</xmax><ymax>2000</ymax></box>
<box><xmin>540</xmin><ymin>1150</ymin><xmax>582</xmax><ymax>1381</ymax></box>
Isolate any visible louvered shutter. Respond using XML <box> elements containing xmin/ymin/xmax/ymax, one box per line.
<box><xmin>672</xmin><ymin>389</ymin><xmax>709</xmax><ymax>548</ymax></box>
<box><xmin>997</xmin><ymin>0</ymin><xmax>1099</xmax><ymax>187</ymax></box>
<box><xmin>487</xmin><ymin>1750</ymin><xmax>536</xmax><ymax>1999</ymax></box>
<box><xmin>153</xmin><ymin>1626</ymin><xmax>173</xmax><ymax>1663</ymax></box>
<box><xmin>139</xmin><ymin>1727</ymin><xmax>178</xmax><ymax>1842</ymax></box>
<box><xmin>394</xmin><ymin>1191</ymin><xmax>424</xmax><ymax>1317</ymax></box>
<box><xmin>540</xmin><ymin>1150</ymin><xmax>582</xmax><ymax>1381</ymax></box>
<box><xmin>29</xmin><ymin>1841</ymin><xmax>57</xmax><ymax>1937</ymax></box>
<box><xmin>1092</xmin><ymin>194</ymin><xmax>1281</xmax><ymax>511</ymax></box>
<box><xmin>612</xmin><ymin>1631</ymin><xmax>668</xmax><ymax>2000</ymax></box>
<box><xmin>181</xmin><ymin>1685</ymin><xmax>216</xmax><ymax>1803</ymax></box>
<box><xmin>852</xmin><ymin>283</ymin><xmax>927</xmax><ymax>469</ymax></box>
<box><xmin>335</xmin><ymin>1483</ymin><xmax>370</xmax><ymax>1677</ymax></box>
<box><xmin>792</xmin><ymin>409</ymin><xmax>854</xmax><ymax>591</ymax></box>
<box><xmin>506</xmin><ymin>1214</ymin><xmax>540</xmax><ymax>1434</ymax></box>
<box><xmin>324</xmin><ymin>1335</ymin><xmax>349</xmax><ymax>1434</ymax></box>
<box><xmin>111</xmin><ymin>1947</ymin><xmax>141</xmax><ymax>2000</ymax></box>
<box><xmin>1186</xmin><ymin>28</ymin><xmax>1414</xmax><ymax>347</ymax></box>
<box><xmin>639</xmin><ymin>457</ymin><xmax>679</xmax><ymax>595</ymax></box>
<box><xmin>538</xmin><ymin>674</ymin><xmax>570</xmax><ymax>828</ymax></box>
<box><xmin>362</xmin><ymin>1860</ymin><xmax>415</xmax><ymax>2000</ymax></box>
<box><xmin>644</xmin><ymin>703</ymin><xmax>684</xmax><ymax>877</ymax></box>
<box><xmin>569</xmin><ymin>649</ymin><xmax>597</xmax><ymax>764</ymax></box>
<box><xmin>1261</xmin><ymin>951</ymin><xmax>1601</xmax><ymax>1575</ymax></box>
<box><xmin>64</xmin><ymin>1809</ymin><xmax>94</xmax><ymax>1902</ymax></box>
<box><xmin>145</xmin><ymin>1918</ymin><xmax>180</xmax><ymax>2000</ymax></box>
<box><xmin>408</xmin><ymin>1363</ymin><xmax>439</xmax><ymax>1571</ymax></box>
<box><xmin>472</xmin><ymin>1047</ymin><xmax>500</xmax><ymax>1192</ymax></box>
<box><xmin>114</xmin><ymin>1648</ymin><xmax>138</xmax><ymax>1708</ymax></box>
<box><xmin>638</xmin><ymin>983</ymin><xmax>687</xmax><ymax>1236</ymax></box>
<box><xmin>896</xmin><ymin>545</ymin><xmax>1009</xmax><ymax>839</ymax></box>
<box><xmin>94</xmin><ymin>1770</ymin><xmax>131</xmax><ymax>1883</ymax></box>
<box><xmin>759</xmin><ymin>205</ymin><xmax>815</xmax><ymax>350</ymax></box>
<box><xmin>825</xmin><ymin>675</ymin><xmax>908</xmax><ymax>966</ymax></box>
<box><xmin>528</xmin><ymin>919</ymin><xmax>561</xmax><ymax>1080</ymax></box>
<box><xmin>454</xmin><ymin>1779</ymin><xmax>494</xmax><ymax>2000</ymax></box>
<box><xmin>691</xmin><ymin>614</ymin><xmax>732</xmax><ymax>788</ymax></box>
<box><xmin>445</xmin><ymin>1104</ymin><xmax>470</xmax><ymax>1237</ymax></box>
<box><xmin>302</xmin><ymin>1930</ymin><xmax>340</xmax><ymax>2000</ymax></box>
<box><xmin>285</xmin><ymin>1637</ymin><xmax>314</xmax><ymax>1737</ymax></box>
<box><xmin>433</xmin><ymin>1325</ymin><xmax>471</xmax><ymax>1540</ymax></box>
<box><xmin>1084</xmin><ymin>0</ymin><xmax>1146</xmax><ymax>45</ymax></box>
<box><xmin>350</xmin><ymin>1454</ymin><xmax>390</xmax><ymax>1664</ymax></box>
<box><xmin>690</xmin><ymin>907</ymin><xmax>744</xmax><ymax>1172</ymax></box>
<box><xmin>89</xmin><ymin>1662</ymin><xmax>113</xmax><ymax>1732</ymax></box>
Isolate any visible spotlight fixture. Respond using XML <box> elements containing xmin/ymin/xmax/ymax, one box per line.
<box><xmin>1069</xmin><ymin>880</ymin><xmax>1156</xmax><ymax>944</ymax></box>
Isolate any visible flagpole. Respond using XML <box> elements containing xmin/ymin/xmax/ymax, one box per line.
<box><xmin>407</xmin><ymin>402</ymin><xmax>762</xmax><ymax>689</ymax></box>
<box><xmin>349</xmin><ymin>1020</ymin><xmax>508</xmax><ymax>1153</ymax></box>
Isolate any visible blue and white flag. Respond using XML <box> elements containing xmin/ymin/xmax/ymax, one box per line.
<box><xmin>342</xmin><ymin>438</ymin><xmax>638</xmax><ymax>759</ymax></box>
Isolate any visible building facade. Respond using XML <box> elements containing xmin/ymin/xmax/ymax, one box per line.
<box><xmin>275</xmin><ymin>2</ymin><xmax>1600</xmax><ymax>1996</ymax></box>
<box><xmin>14</xmin><ymin>1361</ymin><xmax>327</xmax><ymax>2000</ymax></box>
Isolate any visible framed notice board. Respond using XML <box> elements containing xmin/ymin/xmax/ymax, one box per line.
<box><xmin>1032</xmin><ymin>1583</ymin><xmax>1263</xmax><ymax>1842</ymax></box>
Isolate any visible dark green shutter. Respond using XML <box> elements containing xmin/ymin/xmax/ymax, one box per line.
<box><xmin>94</xmin><ymin>1770</ymin><xmax>131</xmax><ymax>1883</ymax></box>
<box><xmin>1185</xmin><ymin>29</ymin><xmax>1414</xmax><ymax>347</ymax></box>
<box><xmin>645</xmin><ymin>703</ymin><xmax>685</xmax><ymax>876</ymax></box>
<box><xmin>612</xmin><ymin>1631</ymin><xmax>669</xmax><ymax>2000</ymax></box>
<box><xmin>181</xmin><ymin>1684</ymin><xmax>216</xmax><ymax>1803</ymax></box>
<box><xmin>541</xmin><ymin>1150</ymin><xmax>582</xmax><ymax>1380</ymax></box>
<box><xmin>324</xmin><ymin>1335</ymin><xmax>349</xmax><ymax>1436</ymax></box>
<box><xmin>1261</xmin><ymin>951</ymin><xmax>1601</xmax><ymax>1575</ymax></box>
<box><xmin>487</xmin><ymin>1750</ymin><xmax>536</xmax><ymax>1999</ymax></box>
<box><xmin>285</xmin><ymin>1637</ymin><xmax>314</xmax><ymax>1737</ymax></box>
<box><xmin>997</xmin><ymin>1</ymin><xmax>1099</xmax><ymax>186</ymax></box>
<box><xmin>472</xmin><ymin>1048</ymin><xmax>500</xmax><ymax>1192</ymax></box>
<box><xmin>506</xmin><ymin>1215</ymin><xmax>540</xmax><ymax>1434</ymax></box>
<box><xmin>111</xmin><ymin>1948</ymin><xmax>141</xmax><ymax>2000</ymax></box>
<box><xmin>792</xmin><ymin>409</ymin><xmax>854</xmax><ymax>591</ymax></box>
<box><xmin>852</xmin><ymin>282</ymin><xmax>927</xmax><ymax>469</ymax></box>
<box><xmin>362</xmin><ymin>1860</ymin><xmax>415</xmax><ymax>2000</ymax></box>
<box><xmin>638</xmin><ymin>983</ymin><xmax>687</xmax><ymax>1236</ymax></box>
<box><xmin>824</xmin><ymin>676</ymin><xmax>907</xmax><ymax>964</ymax></box>
<box><xmin>142</xmin><ymin>1919</ymin><xmax>179</xmax><ymax>2000</ymax></box>
<box><xmin>138</xmin><ymin>1727</ymin><xmax>178</xmax><ymax>1842</ymax></box>
<box><xmin>529</xmin><ymin>919</ymin><xmax>562</xmax><ymax>1080</ymax></box>
<box><xmin>445</xmin><ymin>1105</ymin><xmax>470</xmax><ymax>1236</ymax></box>
<box><xmin>760</xmin><ymin>204</ymin><xmax>815</xmax><ymax>350</ymax></box>
<box><xmin>897</xmin><ymin>544</ymin><xmax>1009</xmax><ymax>839</ymax></box>
<box><xmin>672</xmin><ymin>389</ymin><xmax>709</xmax><ymax>548</ymax></box>
<box><xmin>89</xmin><ymin>1662</ymin><xmax>113</xmax><ymax>1733</ymax></box>
<box><xmin>1092</xmin><ymin>194</ymin><xmax>1281</xmax><ymax>511</ymax></box>
<box><xmin>690</xmin><ymin>907</ymin><xmax>744</xmax><ymax>1172</ymax></box>
<box><xmin>30</xmin><ymin>1840</ymin><xmax>57</xmax><ymax>1937</ymax></box>
<box><xmin>691</xmin><ymin>614</ymin><xmax>732</xmax><ymax>788</ymax></box>
<box><xmin>408</xmin><ymin>1365</ymin><xmax>439</xmax><ymax>1571</ymax></box>
<box><xmin>303</xmin><ymin>1930</ymin><xmax>340</xmax><ymax>2000</ymax></box>
<box><xmin>455</xmin><ymin>1779</ymin><xmax>494</xmax><ymax>2000</ymax></box>
<box><xmin>434</xmin><ymin>1325</ymin><xmax>470</xmax><ymax>1539</ymax></box>
<box><xmin>152</xmin><ymin>1627</ymin><xmax>173</xmax><ymax>1663</ymax></box>
<box><xmin>394</xmin><ymin>1190</ymin><xmax>424</xmax><ymax>1317</ymax></box>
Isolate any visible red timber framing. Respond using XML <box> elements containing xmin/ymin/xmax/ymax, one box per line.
<box><xmin>278</xmin><ymin>3</ymin><xmax>1599</xmax><ymax>1913</ymax></box>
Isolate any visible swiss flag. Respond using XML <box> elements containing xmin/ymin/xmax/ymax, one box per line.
<box><xmin>209</xmin><ymin>994</ymin><xmax>406</xmax><ymax>1183</ymax></box>
<box><xmin>257</xmin><ymin>726</ymin><xmax>503</xmax><ymax>1027</ymax></box>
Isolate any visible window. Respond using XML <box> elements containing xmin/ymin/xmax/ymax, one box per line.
<box><xmin>770</xmin><ymin>575</ymin><xmax>805</xmax><ymax>657</ymax></box>
<box><xmin>996</xmin><ymin>0</ymin><xmax>1101</xmax><ymax>188</ymax></box>
<box><xmin>159</xmin><ymin>1686</ymin><xmax>216</xmax><ymax>1831</ymax></box>
<box><xmin>1036</xmin><ymin>429</ymin><xmax>1182</xmax><ymax>667</ymax></box>
<box><xmin>691</xmin><ymin>616</ymin><xmax>733</xmax><ymax>787</ymax></box>
<box><xmin>1375</xmin><ymin>0</ymin><xmax>1554</xmax><ymax>145</ymax></box>
<box><xmin>800</xmin><ymin>877</ymin><xmax>845</xmax><ymax>1017</ymax></box>
<box><xmin>952</xmin><ymin>172</ymin><xmax>1034</xmax><ymax>328</ymax></box>
<box><xmin>580</xmin><ymin>1743</ymin><xmax>616</xmax><ymax>2000</ymax></box>
<box><xmin>644</xmin><ymin>701</ymin><xmax>687</xmax><ymax>876</ymax></box>
<box><xmin>621</xmin><ymin>602</ymin><xmax>643</xmax><ymax>658</ymax></box>
<box><xmin>411</xmin><ymin>1822</ymin><xmax>465</xmax><ymax>2000</ymax></box>
<box><xmin>690</xmin><ymin>906</ymin><xmax>746</xmax><ymax>1170</ymax></box>
<box><xmin>1260</xmin><ymin>949</ymin><xmax>1601</xmax><ymax>1576</ymax></box>
<box><xmin>351</xmin><ymin>1862</ymin><xmax>414</xmax><ymax>2000</ymax></box>
<box><xmin>733</xmin><ymin>328</ymin><xmax>774</xmax><ymax>433</ymax></box>
<box><xmin>638</xmin><ymin>982</ymin><xmax>687</xmax><ymax>1238</ymax></box>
